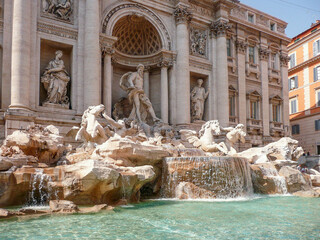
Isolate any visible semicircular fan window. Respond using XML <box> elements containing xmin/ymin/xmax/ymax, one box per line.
<box><xmin>113</xmin><ymin>15</ymin><xmax>162</xmax><ymax>56</ymax></box>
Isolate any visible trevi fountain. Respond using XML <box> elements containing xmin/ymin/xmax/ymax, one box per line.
<box><xmin>0</xmin><ymin>63</ymin><xmax>319</xmax><ymax>239</ymax></box>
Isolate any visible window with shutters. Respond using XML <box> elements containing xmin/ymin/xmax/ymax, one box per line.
<box><xmin>314</xmin><ymin>66</ymin><xmax>320</xmax><ymax>82</ymax></box>
<box><xmin>317</xmin><ymin>89</ymin><xmax>320</xmax><ymax>107</ymax></box>
<box><xmin>315</xmin><ymin>119</ymin><xmax>320</xmax><ymax>131</ymax></box>
<box><xmin>272</xmin><ymin>104</ymin><xmax>281</xmax><ymax>122</ymax></box>
<box><xmin>248</xmin><ymin>13</ymin><xmax>255</xmax><ymax>23</ymax></box>
<box><xmin>248</xmin><ymin>46</ymin><xmax>255</xmax><ymax>64</ymax></box>
<box><xmin>227</xmin><ymin>39</ymin><xmax>232</xmax><ymax>57</ymax></box>
<box><xmin>250</xmin><ymin>101</ymin><xmax>260</xmax><ymax>119</ymax></box>
<box><xmin>289</xmin><ymin>76</ymin><xmax>298</xmax><ymax>90</ymax></box>
<box><xmin>229</xmin><ymin>86</ymin><xmax>237</xmax><ymax>117</ymax></box>
<box><xmin>313</xmin><ymin>39</ymin><xmax>320</xmax><ymax>57</ymax></box>
<box><xmin>291</xmin><ymin>124</ymin><xmax>300</xmax><ymax>135</ymax></box>
<box><xmin>270</xmin><ymin>22</ymin><xmax>276</xmax><ymax>31</ymax></box>
<box><xmin>289</xmin><ymin>53</ymin><xmax>296</xmax><ymax>68</ymax></box>
<box><xmin>270</xmin><ymin>95</ymin><xmax>282</xmax><ymax>123</ymax></box>
<box><xmin>290</xmin><ymin>98</ymin><xmax>298</xmax><ymax>114</ymax></box>
<box><xmin>271</xmin><ymin>53</ymin><xmax>279</xmax><ymax>70</ymax></box>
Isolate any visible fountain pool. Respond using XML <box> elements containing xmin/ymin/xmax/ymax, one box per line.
<box><xmin>1</xmin><ymin>196</ymin><xmax>319</xmax><ymax>239</ymax></box>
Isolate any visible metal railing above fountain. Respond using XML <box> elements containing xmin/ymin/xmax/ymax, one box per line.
<box><xmin>161</xmin><ymin>156</ymin><xmax>253</xmax><ymax>199</ymax></box>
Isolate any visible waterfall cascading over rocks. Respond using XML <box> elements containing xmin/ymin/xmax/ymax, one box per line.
<box><xmin>161</xmin><ymin>157</ymin><xmax>254</xmax><ymax>199</ymax></box>
<box><xmin>258</xmin><ymin>166</ymin><xmax>288</xmax><ymax>194</ymax></box>
<box><xmin>27</xmin><ymin>169</ymin><xmax>58</xmax><ymax>206</ymax></box>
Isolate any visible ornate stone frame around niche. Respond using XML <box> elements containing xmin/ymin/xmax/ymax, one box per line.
<box><xmin>39</xmin><ymin>39</ymin><xmax>73</xmax><ymax>110</ymax></box>
<box><xmin>101</xmin><ymin>2</ymin><xmax>172</xmax><ymax>51</ymax></box>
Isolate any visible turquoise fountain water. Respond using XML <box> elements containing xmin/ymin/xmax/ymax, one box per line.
<box><xmin>1</xmin><ymin>196</ymin><xmax>319</xmax><ymax>239</ymax></box>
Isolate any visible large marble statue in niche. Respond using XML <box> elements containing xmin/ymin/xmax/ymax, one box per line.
<box><xmin>120</xmin><ymin>64</ymin><xmax>161</xmax><ymax>124</ymax></box>
<box><xmin>191</xmin><ymin>79</ymin><xmax>209</xmax><ymax>122</ymax></box>
<box><xmin>42</xmin><ymin>0</ymin><xmax>73</xmax><ymax>21</ymax></box>
<box><xmin>41</xmin><ymin>50</ymin><xmax>70</xmax><ymax>108</ymax></box>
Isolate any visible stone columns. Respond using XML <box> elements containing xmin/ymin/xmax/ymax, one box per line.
<box><xmin>84</xmin><ymin>0</ymin><xmax>100</xmax><ymax>109</ymax></box>
<box><xmin>280</xmin><ymin>53</ymin><xmax>290</xmax><ymax>136</ymax></box>
<box><xmin>102</xmin><ymin>47</ymin><xmax>114</xmax><ymax>116</ymax></box>
<box><xmin>158</xmin><ymin>61</ymin><xmax>170</xmax><ymax>123</ymax></box>
<box><xmin>209</xmin><ymin>33</ymin><xmax>217</xmax><ymax>120</ymax></box>
<box><xmin>169</xmin><ymin>59</ymin><xmax>177</xmax><ymax>124</ymax></box>
<box><xmin>211</xmin><ymin>20</ymin><xmax>230</xmax><ymax>127</ymax></box>
<box><xmin>259</xmin><ymin>48</ymin><xmax>270</xmax><ymax>137</ymax></box>
<box><xmin>174</xmin><ymin>6</ymin><xmax>192</xmax><ymax>124</ymax></box>
<box><xmin>143</xmin><ymin>67</ymin><xmax>150</xmax><ymax>98</ymax></box>
<box><xmin>10</xmin><ymin>0</ymin><xmax>31</xmax><ymax>110</ymax></box>
<box><xmin>236</xmin><ymin>40</ymin><xmax>248</xmax><ymax>128</ymax></box>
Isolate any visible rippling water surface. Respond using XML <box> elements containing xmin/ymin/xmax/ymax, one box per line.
<box><xmin>1</xmin><ymin>196</ymin><xmax>319</xmax><ymax>240</ymax></box>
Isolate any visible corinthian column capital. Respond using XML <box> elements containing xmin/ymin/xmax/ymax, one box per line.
<box><xmin>210</xmin><ymin>20</ymin><xmax>231</xmax><ymax>37</ymax></box>
<box><xmin>235</xmin><ymin>40</ymin><xmax>248</xmax><ymax>54</ymax></box>
<box><xmin>101</xmin><ymin>45</ymin><xmax>114</xmax><ymax>57</ymax></box>
<box><xmin>280</xmin><ymin>54</ymin><xmax>290</xmax><ymax>67</ymax></box>
<box><xmin>174</xmin><ymin>6</ymin><xmax>192</xmax><ymax>24</ymax></box>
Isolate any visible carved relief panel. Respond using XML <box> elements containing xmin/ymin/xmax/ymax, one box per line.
<box><xmin>190</xmin><ymin>27</ymin><xmax>207</xmax><ymax>58</ymax></box>
<box><xmin>41</xmin><ymin>0</ymin><xmax>73</xmax><ymax>23</ymax></box>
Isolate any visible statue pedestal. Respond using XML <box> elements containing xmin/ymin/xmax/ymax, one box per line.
<box><xmin>42</xmin><ymin>102</ymin><xmax>70</xmax><ymax>110</ymax></box>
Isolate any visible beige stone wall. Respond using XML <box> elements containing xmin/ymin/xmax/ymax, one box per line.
<box><xmin>291</xmin><ymin>115</ymin><xmax>320</xmax><ymax>155</ymax></box>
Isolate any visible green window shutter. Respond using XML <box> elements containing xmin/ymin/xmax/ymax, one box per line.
<box><xmin>295</xmin><ymin>76</ymin><xmax>298</xmax><ymax>88</ymax></box>
<box><xmin>314</xmin><ymin>67</ymin><xmax>317</xmax><ymax>82</ymax></box>
<box><xmin>314</xmin><ymin>41</ymin><xmax>318</xmax><ymax>56</ymax></box>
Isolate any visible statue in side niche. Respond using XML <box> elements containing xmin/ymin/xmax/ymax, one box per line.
<box><xmin>119</xmin><ymin>64</ymin><xmax>161</xmax><ymax>124</ymax></box>
<box><xmin>41</xmin><ymin>50</ymin><xmax>70</xmax><ymax>107</ymax></box>
<box><xmin>190</xmin><ymin>79</ymin><xmax>209</xmax><ymax>122</ymax></box>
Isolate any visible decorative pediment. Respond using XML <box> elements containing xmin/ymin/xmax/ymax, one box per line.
<box><xmin>247</xmin><ymin>90</ymin><xmax>261</xmax><ymax>100</ymax></box>
<box><xmin>229</xmin><ymin>85</ymin><xmax>238</xmax><ymax>96</ymax></box>
<box><xmin>246</xmin><ymin>35</ymin><xmax>259</xmax><ymax>46</ymax></box>
<box><xmin>269</xmin><ymin>95</ymin><xmax>283</xmax><ymax>104</ymax></box>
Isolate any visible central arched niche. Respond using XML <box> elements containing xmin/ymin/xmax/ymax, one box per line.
<box><xmin>111</xmin><ymin>15</ymin><xmax>163</xmax><ymax>119</ymax></box>
<box><xmin>112</xmin><ymin>15</ymin><xmax>162</xmax><ymax>56</ymax></box>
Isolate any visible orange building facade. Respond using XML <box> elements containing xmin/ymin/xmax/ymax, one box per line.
<box><xmin>288</xmin><ymin>21</ymin><xmax>320</xmax><ymax>155</ymax></box>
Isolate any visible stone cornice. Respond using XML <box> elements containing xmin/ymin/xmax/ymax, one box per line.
<box><xmin>37</xmin><ymin>22</ymin><xmax>78</xmax><ymax>40</ymax></box>
<box><xmin>210</xmin><ymin>20</ymin><xmax>231</xmax><ymax>37</ymax></box>
<box><xmin>288</xmin><ymin>54</ymin><xmax>320</xmax><ymax>73</ymax></box>
<box><xmin>174</xmin><ymin>6</ymin><xmax>192</xmax><ymax>24</ymax></box>
<box><xmin>228</xmin><ymin>17</ymin><xmax>290</xmax><ymax>44</ymax></box>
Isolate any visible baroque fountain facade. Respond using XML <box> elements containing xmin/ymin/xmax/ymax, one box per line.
<box><xmin>0</xmin><ymin>0</ymin><xmax>320</xmax><ymax>219</ymax></box>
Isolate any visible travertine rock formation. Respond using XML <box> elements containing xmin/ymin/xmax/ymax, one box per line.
<box><xmin>237</xmin><ymin>137</ymin><xmax>304</xmax><ymax>164</ymax></box>
<box><xmin>1</xmin><ymin>125</ymin><xmax>65</xmax><ymax>165</ymax></box>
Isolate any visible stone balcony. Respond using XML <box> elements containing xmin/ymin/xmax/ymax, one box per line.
<box><xmin>229</xmin><ymin>116</ymin><xmax>238</xmax><ymax>125</ymax></box>
<box><xmin>268</xmin><ymin>68</ymin><xmax>280</xmax><ymax>84</ymax></box>
<box><xmin>270</xmin><ymin>121</ymin><xmax>285</xmax><ymax>137</ymax></box>
<box><xmin>247</xmin><ymin>118</ymin><xmax>262</xmax><ymax>134</ymax></box>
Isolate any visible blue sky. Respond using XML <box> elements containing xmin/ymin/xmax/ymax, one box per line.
<box><xmin>240</xmin><ymin>0</ymin><xmax>320</xmax><ymax>38</ymax></box>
